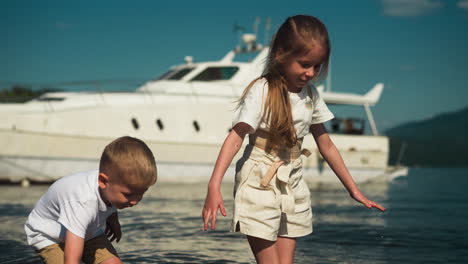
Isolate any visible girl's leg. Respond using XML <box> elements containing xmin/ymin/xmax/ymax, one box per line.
<box><xmin>276</xmin><ymin>236</ymin><xmax>297</xmax><ymax>264</ymax></box>
<box><xmin>247</xmin><ymin>236</ymin><xmax>280</xmax><ymax>264</ymax></box>
<box><xmin>247</xmin><ymin>236</ymin><xmax>297</xmax><ymax>264</ymax></box>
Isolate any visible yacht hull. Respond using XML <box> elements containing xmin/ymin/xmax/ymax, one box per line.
<box><xmin>0</xmin><ymin>129</ymin><xmax>402</xmax><ymax>185</ymax></box>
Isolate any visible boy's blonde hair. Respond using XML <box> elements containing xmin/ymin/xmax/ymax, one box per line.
<box><xmin>99</xmin><ymin>136</ymin><xmax>157</xmax><ymax>187</ymax></box>
<box><xmin>239</xmin><ymin>15</ymin><xmax>330</xmax><ymax>148</ymax></box>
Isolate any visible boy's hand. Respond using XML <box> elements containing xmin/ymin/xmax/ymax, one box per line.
<box><xmin>106</xmin><ymin>212</ymin><xmax>122</xmax><ymax>243</ymax></box>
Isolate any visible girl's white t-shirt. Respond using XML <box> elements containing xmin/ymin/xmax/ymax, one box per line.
<box><xmin>233</xmin><ymin>78</ymin><xmax>334</xmax><ymax>138</ymax></box>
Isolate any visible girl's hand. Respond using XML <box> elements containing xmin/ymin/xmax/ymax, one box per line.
<box><xmin>105</xmin><ymin>212</ymin><xmax>122</xmax><ymax>242</ymax></box>
<box><xmin>350</xmin><ymin>191</ymin><xmax>386</xmax><ymax>212</ymax></box>
<box><xmin>202</xmin><ymin>187</ymin><xmax>227</xmax><ymax>231</ymax></box>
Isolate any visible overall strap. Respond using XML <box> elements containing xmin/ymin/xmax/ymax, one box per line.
<box><xmin>248</xmin><ymin>129</ymin><xmax>310</xmax><ymax>161</ymax></box>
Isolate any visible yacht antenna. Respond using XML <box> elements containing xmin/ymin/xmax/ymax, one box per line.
<box><xmin>253</xmin><ymin>17</ymin><xmax>260</xmax><ymax>38</ymax></box>
<box><xmin>264</xmin><ymin>17</ymin><xmax>271</xmax><ymax>45</ymax></box>
<box><xmin>233</xmin><ymin>21</ymin><xmax>246</xmax><ymax>51</ymax></box>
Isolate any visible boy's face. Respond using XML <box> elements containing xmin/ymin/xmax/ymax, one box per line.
<box><xmin>98</xmin><ymin>173</ymin><xmax>148</xmax><ymax>209</ymax></box>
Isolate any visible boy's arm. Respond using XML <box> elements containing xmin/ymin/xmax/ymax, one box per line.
<box><xmin>64</xmin><ymin>230</ymin><xmax>84</xmax><ymax>264</ymax></box>
<box><xmin>310</xmin><ymin>123</ymin><xmax>385</xmax><ymax>211</ymax></box>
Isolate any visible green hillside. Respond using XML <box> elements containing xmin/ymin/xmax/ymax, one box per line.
<box><xmin>0</xmin><ymin>85</ymin><xmax>61</xmax><ymax>103</ymax></box>
<box><xmin>385</xmin><ymin>107</ymin><xmax>468</xmax><ymax>167</ymax></box>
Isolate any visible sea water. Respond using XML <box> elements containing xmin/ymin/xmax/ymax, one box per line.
<box><xmin>1</xmin><ymin>167</ymin><xmax>467</xmax><ymax>264</ymax></box>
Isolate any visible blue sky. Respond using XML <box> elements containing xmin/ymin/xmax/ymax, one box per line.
<box><xmin>1</xmin><ymin>0</ymin><xmax>468</xmax><ymax>132</ymax></box>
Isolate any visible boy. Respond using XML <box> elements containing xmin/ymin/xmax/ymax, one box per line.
<box><xmin>25</xmin><ymin>136</ymin><xmax>157</xmax><ymax>264</ymax></box>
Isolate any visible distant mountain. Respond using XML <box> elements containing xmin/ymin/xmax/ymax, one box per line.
<box><xmin>385</xmin><ymin>107</ymin><xmax>468</xmax><ymax>167</ymax></box>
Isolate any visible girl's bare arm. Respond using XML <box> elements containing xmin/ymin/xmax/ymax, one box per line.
<box><xmin>310</xmin><ymin>123</ymin><xmax>385</xmax><ymax>211</ymax></box>
<box><xmin>202</xmin><ymin>122</ymin><xmax>252</xmax><ymax>230</ymax></box>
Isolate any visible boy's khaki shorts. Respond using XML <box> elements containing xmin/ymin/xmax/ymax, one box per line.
<box><xmin>231</xmin><ymin>145</ymin><xmax>313</xmax><ymax>241</ymax></box>
<box><xmin>37</xmin><ymin>234</ymin><xmax>119</xmax><ymax>264</ymax></box>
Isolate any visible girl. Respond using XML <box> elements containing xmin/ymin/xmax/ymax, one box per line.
<box><xmin>202</xmin><ymin>15</ymin><xmax>385</xmax><ymax>264</ymax></box>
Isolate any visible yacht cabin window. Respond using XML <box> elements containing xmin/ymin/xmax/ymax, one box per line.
<box><xmin>191</xmin><ymin>66</ymin><xmax>239</xmax><ymax>81</ymax></box>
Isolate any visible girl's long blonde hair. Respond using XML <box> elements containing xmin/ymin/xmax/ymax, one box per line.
<box><xmin>239</xmin><ymin>15</ymin><xmax>331</xmax><ymax>148</ymax></box>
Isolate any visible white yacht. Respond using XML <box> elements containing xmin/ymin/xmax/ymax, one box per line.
<box><xmin>0</xmin><ymin>35</ymin><xmax>407</xmax><ymax>186</ymax></box>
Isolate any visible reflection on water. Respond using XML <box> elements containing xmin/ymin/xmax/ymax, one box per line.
<box><xmin>380</xmin><ymin>168</ymin><xmax>468</xmax><ymax>264</ymax></box>
<box><xmin>1</xmin><ymin>168</ymin><xmax>467</xmax><ymax>263</ymax></box>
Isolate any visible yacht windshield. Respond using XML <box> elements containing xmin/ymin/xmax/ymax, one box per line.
<box><xmin>156</xmin><ymin>67</ymin><xmax>194</xmax><ymax>80</ymax></box>
<box><xmin>191</xmin><ymin>66</ymin><xmax>239</xmax><ymax>81</ymax></box>
<box><xmin>156</xmin><ymin>70</ymin><xmax>174</xmax><ymax>80</ymax></box>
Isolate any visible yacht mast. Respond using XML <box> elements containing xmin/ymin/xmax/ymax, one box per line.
<box><xmin>326</xmin><ymin>56</ymin><xmax>332</xmax><ymax>92</ymax></box>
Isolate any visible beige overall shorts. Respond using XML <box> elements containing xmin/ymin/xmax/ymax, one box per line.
<box><xmin>230</xmin><ymin>130</ymin><xmax>313</xmax><ymax>241</ymax></box>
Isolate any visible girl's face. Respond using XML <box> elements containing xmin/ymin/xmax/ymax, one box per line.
<box><xmin>281</xmin><ymin>45</ymin><xmax>326</xmax><ymax>92</ymax></box>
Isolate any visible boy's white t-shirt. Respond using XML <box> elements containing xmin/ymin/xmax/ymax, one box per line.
<box><xmin>233</xmin><ymin>78</ymin><xmax>334</xmax><ymax>138</ymax></box>
<box><xmin>24</xmin><ymin>170</ymin><xmax>117</xmax><ymax>250</ymax></box>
